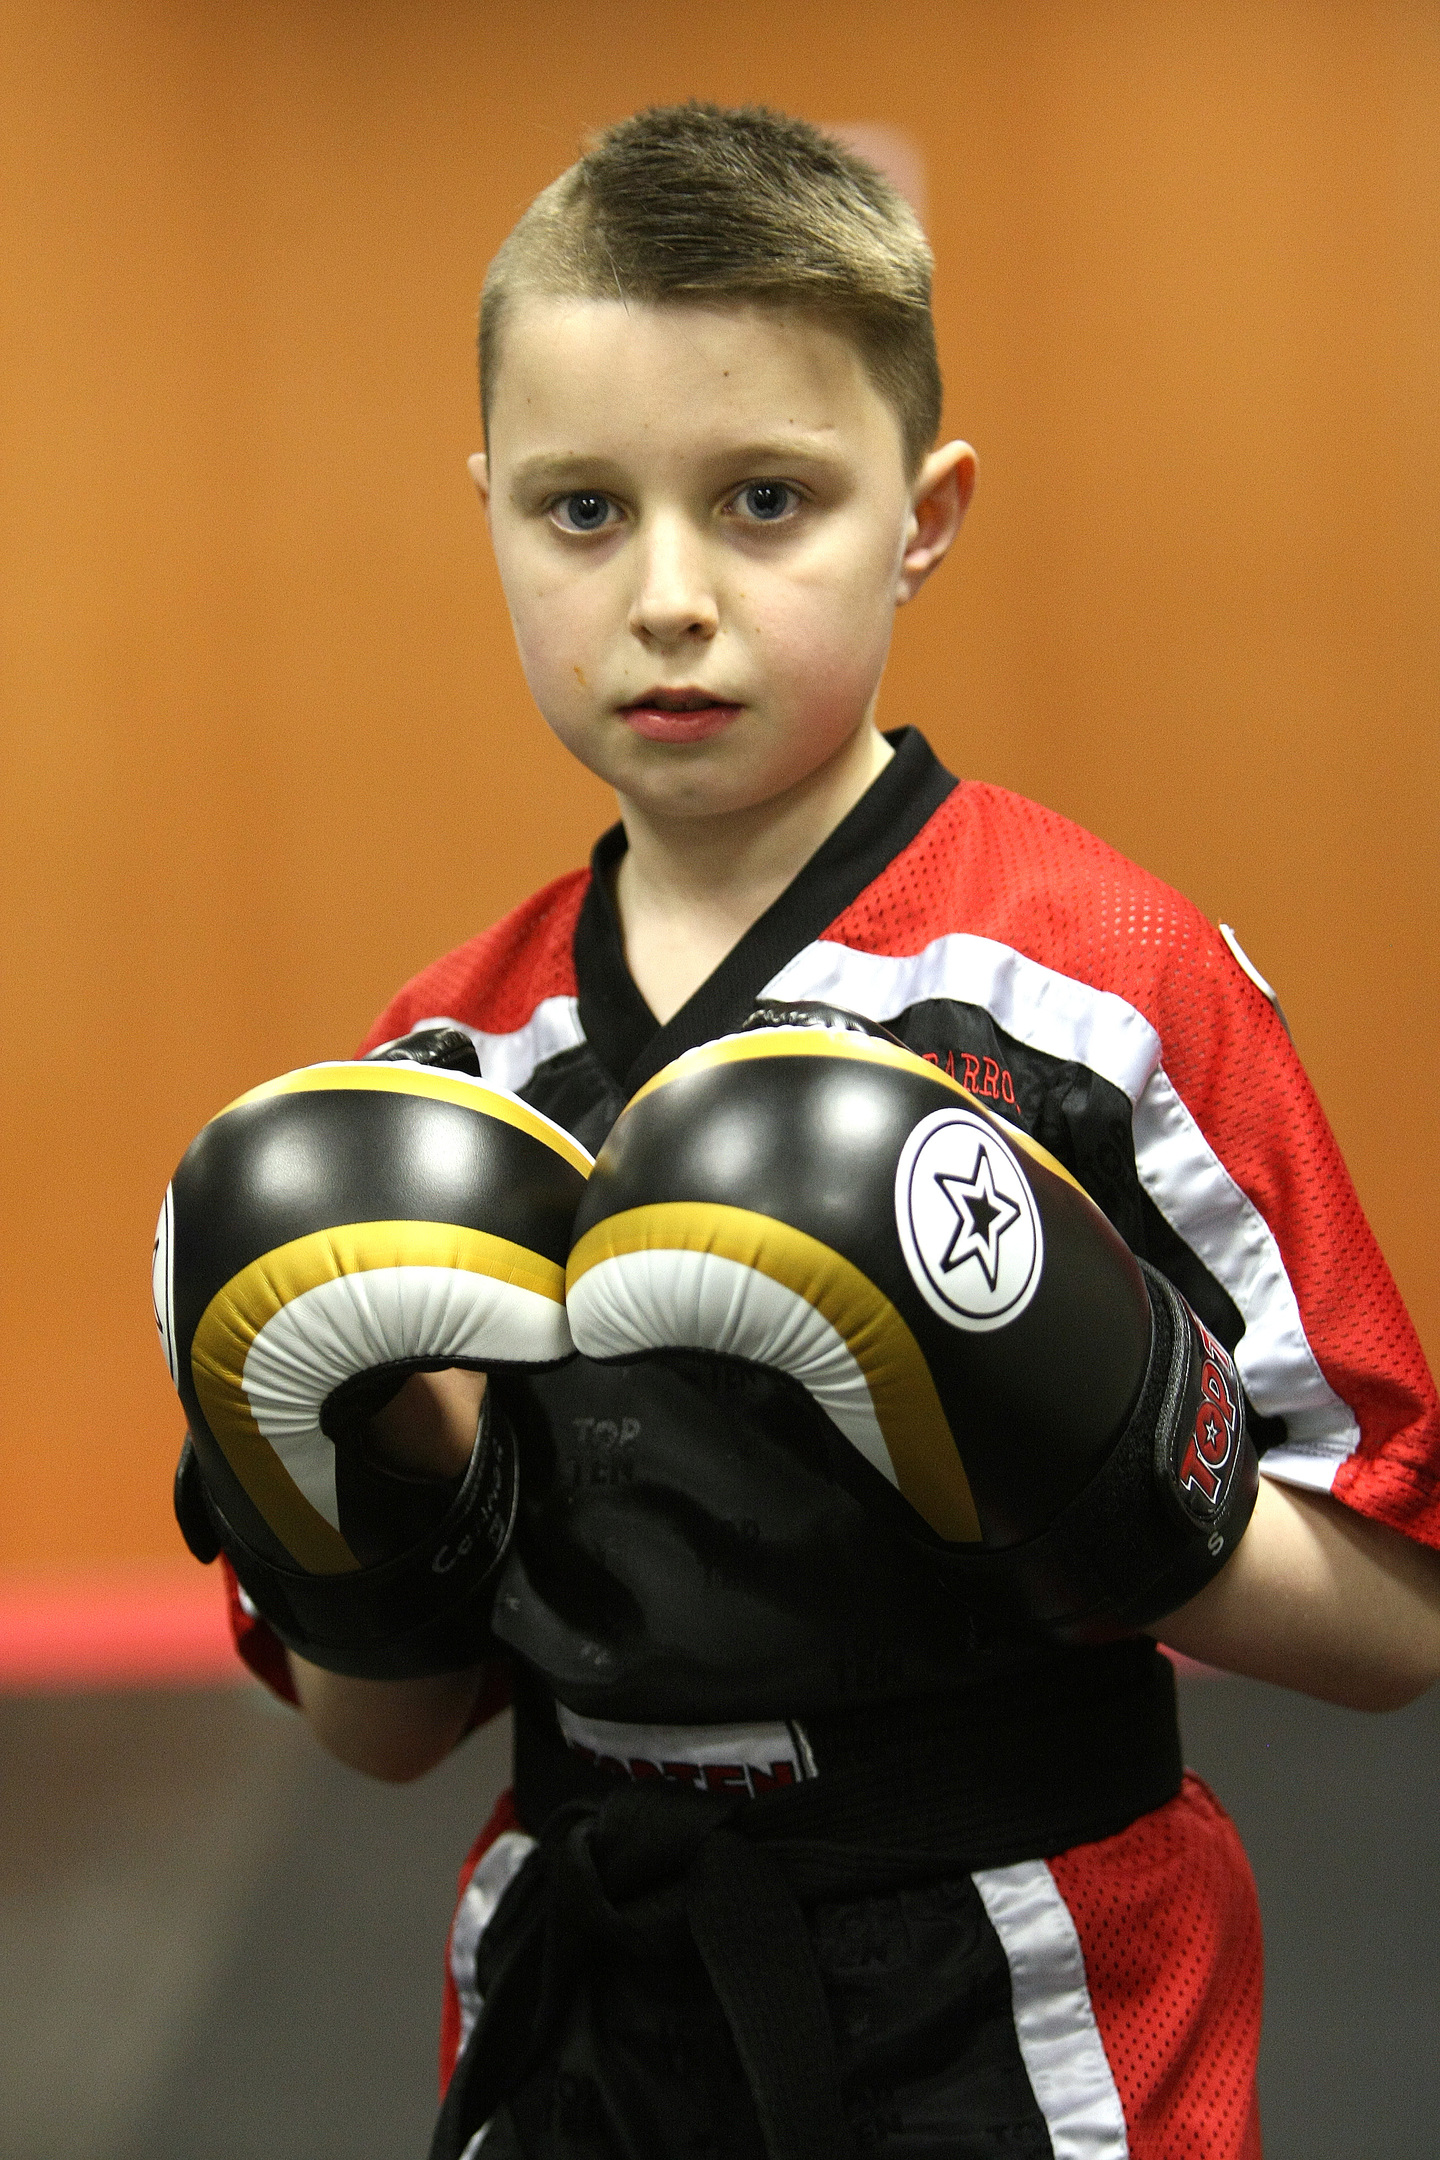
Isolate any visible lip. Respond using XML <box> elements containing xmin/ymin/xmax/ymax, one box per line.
<box><xmin>619</xmin><ymin>690</ymin><xmax>743</xmax><ymax>745</ymax></box>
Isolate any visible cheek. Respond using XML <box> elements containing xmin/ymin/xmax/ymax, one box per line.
<box><xmin>506</xmin><ymin>577</ymin><xmax>600</xmax><ymax>706</ymax></box>
<box><xmin>753</xmin><ymin>544</ymin><xmax>898</xmax><ymax>693</ymax></box>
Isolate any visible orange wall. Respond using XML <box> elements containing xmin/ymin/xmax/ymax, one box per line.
<box><xmin>2</xmin><ymin>0</ymin><xmax>1435</xmax><ymax>1570</ymax></box>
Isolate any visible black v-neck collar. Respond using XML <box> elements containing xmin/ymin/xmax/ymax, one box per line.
<box><xmin>573</xmin><ymin>728</ymin><xmax>958</xmax><ymax>1097</ymax></box>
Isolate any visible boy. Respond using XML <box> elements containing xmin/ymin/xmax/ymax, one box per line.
<box><xmin>197</xmin><ymin>105</ymin><xmax>1440</xmax><ymax>2157</ymax></box>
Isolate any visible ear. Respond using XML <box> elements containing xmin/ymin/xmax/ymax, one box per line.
<box><xmin>467</xmin><ymin>451</ymin><xmax>490</xmax><ymax>510</ymax></box>
<box><xmin>897</xmin><ymin>440</ymin><xmax>977</xmax><ymax>604</ymax></box>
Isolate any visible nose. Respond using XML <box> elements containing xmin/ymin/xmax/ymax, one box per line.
<box><xmin>627</xmin><ymin>513</ymin><xmax>719</xmax><ymax>648</ymax></box>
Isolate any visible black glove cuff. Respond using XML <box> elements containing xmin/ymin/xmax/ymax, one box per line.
<box><xmin>362</xmin><ymin>1024</ymin><xmax>481</xmax><ymax>1075</ymax></box>
<box><xmin>174</xmin><ymin>1389</ymin><xmax>519</xmax><ymax>1679</ymax></box>
<box><xmin>919</xmin><ymin>1261</ymin><xmax>1259</xmax><ymax>1641</ymax></box>
<box><xmin>1078</xmin><ymin>1261</ymin><xmax>1259</xmax><ymax>1633</ymax></box>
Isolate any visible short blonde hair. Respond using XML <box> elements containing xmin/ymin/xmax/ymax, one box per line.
<box><xmin>480</xmin><ymin>103</ymin><xmax>942</xmax><ymax>475</ymax></box>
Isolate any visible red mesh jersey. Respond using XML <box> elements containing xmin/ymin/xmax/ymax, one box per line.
<box><xmin>351</xmin><ymin>778</ymin><xmax>1438</xmax><ymax>1554</ymax></box>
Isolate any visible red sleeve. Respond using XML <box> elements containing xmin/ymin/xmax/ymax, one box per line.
<box><xmin>1148</xmin><ymin>919</ymin><xmax>1440</xmax><ymax>1547</ymax></box>
<box><xmin>820</xmin><ymin>781</ymin><xmax>1440</xmax><ymax>1549</ymax></box>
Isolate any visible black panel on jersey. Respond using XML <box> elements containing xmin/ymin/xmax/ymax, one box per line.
<box><xmin>887</xmin><ymin>997</ymin><xmax>1143</xmax><ymax>1223</ymax></box>
<box><xmin>573</xmin><ymin>728</ymin><xmax>958</xmax><ymax>1098</ymax></box>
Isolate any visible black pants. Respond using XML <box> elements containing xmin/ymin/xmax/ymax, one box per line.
<box><xmin>431</xmin><ymin>1645</ymin><xmax>1181</xmax><ymax>2160</ymax></box>
<box><xmin>472</xmin><ymin>1862</ymin><xmax>1059</xmax><ymax>2159</ymax></box>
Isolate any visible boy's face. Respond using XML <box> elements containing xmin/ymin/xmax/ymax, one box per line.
<box><xmin>474</xmin><ymin>297</ymin><xmax>973</xmax><ymax>824</ymax></box>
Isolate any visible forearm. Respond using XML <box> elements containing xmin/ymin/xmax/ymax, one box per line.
<box><xmin>287</xmin><ymin>1652</ymin><xmax>495</xmax><ymax>1781</ymax></box>
<box><xmin>1148</xmin><ymin>1474</ymin><xmax>1440</xmax><ymax>1710</ymax></box>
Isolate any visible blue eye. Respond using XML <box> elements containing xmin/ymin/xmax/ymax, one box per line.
<box><xmin>739</xmin><ymin>482</ymin><xmax>794</xmax><ymax>521</ymax></box>
<box><xmin>556</xmin><ymin>493</ymin><xmax>613</xmax><ymax>532</ymax></box>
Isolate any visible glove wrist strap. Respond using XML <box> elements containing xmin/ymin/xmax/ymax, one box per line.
<box><xmin>922</xmin><ymin>1262</ymin><xmax>1259</xmax><ymax>1640</ymax></box>
<box><xmin>178</xmin><ymin>1389</ymin><xmax>519</xmax><ymax>1679</ymax></box>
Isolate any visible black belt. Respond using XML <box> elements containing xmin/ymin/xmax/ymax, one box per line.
<box><xmin>433</xmin><ymin>1641</ymin><xmax>1180</xmax><ymax>2159</ymax></box>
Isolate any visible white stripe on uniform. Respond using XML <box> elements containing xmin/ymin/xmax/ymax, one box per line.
<box><xmin>762</xmin><ymin>935</ymin><xmax>1358</xmax><ymax>1488</ymax></box>
<box><xmin>765</xmin><ymin>933</ymin><xmax>1159</xmax><ymax>1101</ymax></box>
<box><xmin>449</xmin><ymin>1828</ymin><xmax>537</xmax><ymax>2056</ymax></box>
<box><xmin>972</xmin><ymin>1859</ymin><xmax>1130</xmax><ymax>2159</ymax></box>
<box><xmin>406</xmin><ymin>996</ymin><xmax>585</xmax><ymax>1096</ymax></box>
<box><xmin>1131</xmin><ymin>1068</ymin><xmax>1358</xmax><ymax>1478</ymax></box>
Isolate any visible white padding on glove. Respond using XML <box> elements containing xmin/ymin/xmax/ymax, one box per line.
<box><xmin>241</xmin><ymin>1265</ymin><xmax>565</xmax><ymax>1531</ymax></box>
<box><xmin>568</xmin><ymin>1246</ymin><xmax>901</xmax><ymax>1491</ymax></box>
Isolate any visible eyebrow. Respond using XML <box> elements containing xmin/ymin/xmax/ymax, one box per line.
<box><xmin>703</xmin><ymin>435</ymin><xmax>844</xmax><ymax>467</ymax></box>
<box><xmin>507</xmin><ymin>435</ymin><xmax>846</xmax><ymax>495</ymax></box>
<box><xmin>507</xmin><ymin>454</ymin><xmax>620</xmax><ymax>495</ymax></box>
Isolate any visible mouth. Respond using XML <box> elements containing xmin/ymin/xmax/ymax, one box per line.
<box><xmin>619</xmin><ymin>687</ymin><xmax>743</xmax><ymax>745</ymax></box>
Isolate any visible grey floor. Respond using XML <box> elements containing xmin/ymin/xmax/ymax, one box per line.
<box><xmin>2</xmin><ymin>1675</ymin><xmax>1435</xmax><ymax>2160</ymax></box>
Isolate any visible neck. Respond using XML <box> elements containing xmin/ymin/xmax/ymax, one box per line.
<box><xmin>612</xmin><ymin>723</ymin><xmax>894</xmax><ymax>1024</ymax></box>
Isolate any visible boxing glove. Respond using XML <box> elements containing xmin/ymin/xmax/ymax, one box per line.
<box><xmin>564</xmin><ymin>1025</ymin><xmax>1257</xmax><ymax>1639</ymax></box>
<box><xmin>154</xmin><ymin>1046</ymin><xmax>592</xmax><ymax>1677</ymax></box>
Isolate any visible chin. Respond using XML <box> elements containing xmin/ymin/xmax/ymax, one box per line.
<box><xmin>607</xmin><ymin>724</ymin><xmax>762</xmax><ymax>803</ymax></box>
<box><xmin>628</xmin><ymin>765</ymin><xmax>765</xmax><ymax>821</ymax></box>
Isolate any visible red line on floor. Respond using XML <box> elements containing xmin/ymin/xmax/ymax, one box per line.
<box><xmin>0</xmin><ymin>1568</ymin><xmax>246</xmax><ymax>1691</ymax></box>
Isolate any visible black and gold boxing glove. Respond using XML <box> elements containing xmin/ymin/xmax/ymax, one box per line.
<box><xmin>153</xmin><ymin>1048</ymin><xmax>592</xmax><ymax>1677</ymax></box>
<box><xmin>564</xmin><ymin>1026</ymin><xmax>1257</xmax><ymax>1639</ymax></box>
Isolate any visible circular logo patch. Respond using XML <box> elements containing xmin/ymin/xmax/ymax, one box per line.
<box><xmin>894</xmin><ymin>1108</ymin><xmax>1044</xmax><ymax>1332</ymax></box>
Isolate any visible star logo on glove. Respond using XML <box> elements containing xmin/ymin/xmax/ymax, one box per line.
<box><xmin>933</xmin><ymin>1145</ymin><xmax>1023</xmax><ymax>1291</ymax></box>
<box><xmin>894</xmin><ymin>1107</ymin><xmax>1045</xmax><ymax>1333</ymax></box>
<box><xmin>1198</xmin><ymin>1403</ymin><xmax>1226</xmax><ymax>1455</ymax></box>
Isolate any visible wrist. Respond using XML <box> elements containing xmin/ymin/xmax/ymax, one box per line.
<box><xmin>219</xmin><ymin>1387</ymin><xmax>518</xmax><ymax>1679</ymax></box>
<box><xmin>364</xmin><ymin>1367</ymin><xmax>488</xmax><ymax>1479</ymax></box>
